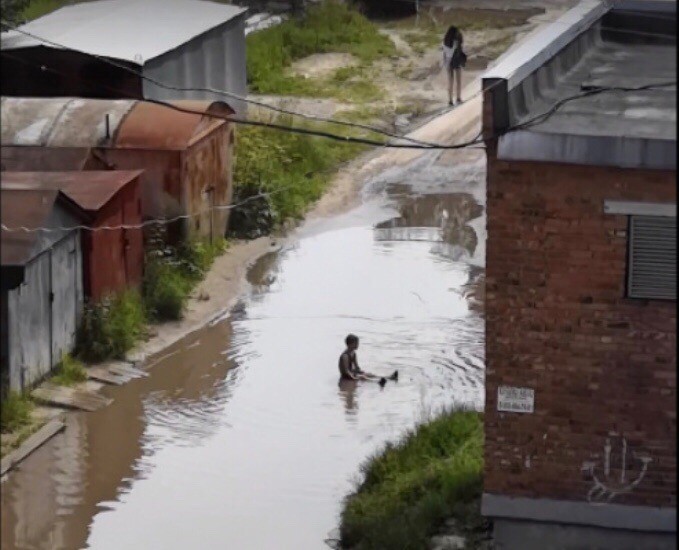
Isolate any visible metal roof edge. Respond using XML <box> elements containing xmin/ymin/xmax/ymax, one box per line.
<box><xmin>482</xmin><ymin>0</ymin><xmax>608</xmax><ymax>91</ymax></box>
<box><xmin>145</xmin><ymin>7</ymin><xmax>248</xmax><ymax>63</ymax></box>
<box><xmin>497</xmin><ymin>130</ymin><xmax>677</xmax><ymax>171</ymax></box>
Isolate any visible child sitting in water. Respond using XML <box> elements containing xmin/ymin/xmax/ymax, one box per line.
<box><xmin>339</xmin><ymin>334</ymin><xmax>398</xmax><ymax>387</ymax></box>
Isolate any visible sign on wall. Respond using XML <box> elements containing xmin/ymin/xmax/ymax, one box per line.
<box><xmin>497</xmin><ymin>386</ymin><xmax>534</xmax><ymax>413</ymax></box>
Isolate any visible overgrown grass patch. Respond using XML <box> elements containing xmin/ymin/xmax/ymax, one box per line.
<box><xmin>143</xmin><ymin>236</ymin><xmax>228</xmax><ymax>322</ymax></box>
<box><xmin>77</xmin><ymin>291</ymin><xmax>146</xmax><ymax>362</ymax></box>
<box><xmin>51</xmin><ymin>354</ymin><xmax>87</xmax><ymax>386</ymax></box>
<box><xmin>231</xmin><ymin>115</ymin><xmax>367</xmax><ymax>235</ymax></box>
<box><xmin>0</xmin><ymin>391</ymin><xmax>34</xmax><ymax>433</ymax></box>
<box><xmin>340</xmin><ymin>408</ymin><xmax>485</xmax><ymax>550</ymax></box>
<box><xmin>246</xmin><ymin>0</ymin><xmax>394</xmax><ymax>99</ymax></box>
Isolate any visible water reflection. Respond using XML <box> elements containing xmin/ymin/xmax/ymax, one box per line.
<box><xmin>338</xmin><ymin>379</ymin><xmax>359</xmax><ymax>420</ymax></box>
<box><xmin>1</xmin><ymin>145</ymin><xmax>487</xmax><ymax>550</ymax></box>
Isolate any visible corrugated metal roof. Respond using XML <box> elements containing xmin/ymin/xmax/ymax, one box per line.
<box><xmin>1</xmin><ymin>188</ymin><xmax>62</xmax><ymax>266</ymax></box>
<box><xmin>1</xmin><ymin>97</ymin><xmax>231</xmax><ymax>150</ymax></box>
<box><xmin>1</xmin><ymin>146</ymin><xmax>99</xmax><ymax>171</ymax></box>
<box><xmin>1</xmin><ymin>170</ymin><xmax>143</xmax><ymax>213</ymax></box>
<box><xmin>1</xmin><ymin>0</ymin><xmax>247</xmax><ymax>64</ymax></box>
<box><xmin>1</xmin><ymin>97</ymin><xmax>135</xmax><ymax>146</ymax></box>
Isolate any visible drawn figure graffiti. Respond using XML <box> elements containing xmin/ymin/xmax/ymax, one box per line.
<box><xmin>581</xmin><ymin>436</ymin><xmax>652</xmax><ymax>503</ymax></box>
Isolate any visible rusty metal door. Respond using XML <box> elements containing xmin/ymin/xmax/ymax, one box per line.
<box><xmin>50</xmin><ymin>234</ymin><xmax>78</xmax><ymax>364</ymax></box>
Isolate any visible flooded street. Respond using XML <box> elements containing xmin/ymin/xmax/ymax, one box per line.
<box><xmin>1</xmin><ymin>146</ymin><xmax>486</xmax><ymax>550</ymax></box>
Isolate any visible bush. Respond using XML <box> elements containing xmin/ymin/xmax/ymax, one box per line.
<box><xmin>246</xmin><ymin>0</ymin><xmax>394</xmax><ymax>98</ymax></box>
<box><xmin>77</xmin><ymin>291</ymin><xmax>146</xmax><ymax>362</ymax></box>
<box><xmin>340</xmin><ymin>409</ymin><xmax>485</xmax><ymax>549</ymax></box>
<box><xmin>142</xmin><ymin>257</ymin><xmax>190</xmax><ymax>322</ymax></box>
<box><xmin>51</xmin><ymin>354</ymin><xmax>87</xmax><ymax>386</ymax></box>
<box><xmin>230</xmin><ymin>115</ymin><xmax>366</xmax><ymax>235</ymax></box>
<box><xmin>0</xmin><ymin>391</ymin><xmax>34</xmax><ymax>433</ymax></box>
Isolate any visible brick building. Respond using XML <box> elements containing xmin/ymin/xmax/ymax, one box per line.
<box><xmin>481</xmin><ymin>1</ymin><xmax>676</xmax><ymax>548</ymax></box>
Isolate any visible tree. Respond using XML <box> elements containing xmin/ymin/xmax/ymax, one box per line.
<box><xmin>1</xmin><ymin>0</ymin><xmax>29</xmax><ymax>28</ymax></box>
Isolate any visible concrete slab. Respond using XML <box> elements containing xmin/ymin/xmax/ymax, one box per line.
<box><xmin>0</xmin><ymin>417</ymin><xmax>65</xmax><ymax>476</ymax></box>
<box><xmin>32</xmin><ymin>384</ymin><xmax>113</xmax><ymax>412</ymax></box>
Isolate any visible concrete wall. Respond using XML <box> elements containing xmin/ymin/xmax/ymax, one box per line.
<box><xmin>484</xmin><ymin>155</ymin><xmax>676</xmax><ymax>508</ymax></box>
<box><xmin>143</xmin><ymin>15</ymin><xmax>248</xmax><ymax>114</ymax></box>
<box><xmin>492</xmin><ymin>518</ymin><xmax>676</xmax><ymax>550</ymax></box>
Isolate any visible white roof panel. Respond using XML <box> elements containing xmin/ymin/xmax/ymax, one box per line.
<box><xmin>1</xmin><ymin>0</ymin><xmax>246</xmax><ymax>64</ymax></box>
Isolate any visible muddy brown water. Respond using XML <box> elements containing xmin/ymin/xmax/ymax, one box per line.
<box><xmin>1</xmin><ymin>147</ymin><xmax>486</xmax><ymax>549</ymax></box>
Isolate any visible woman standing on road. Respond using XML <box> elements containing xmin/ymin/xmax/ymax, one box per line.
<box><xmin>442</xmin><ymin>25</ymin><xmax>466</xmax><ymax>106</ymax></box>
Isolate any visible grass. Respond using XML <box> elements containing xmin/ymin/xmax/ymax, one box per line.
<box><xmin>0</xmin><ymin>391</ymin><xmax>34</xmax><ymax>433</ymax></box>
<box><xmin>246</xmin><ymin>0</ymin><xmax>394</xmax><ymax>101</ymax></box>
<box><xmin>340</xmin><ymin>408</ymin><xmax>485</xmax><ymax>550</ymax></box>
<box><xmin>51</xmin><ymin>354</ymin><xmax>87</xmax><ymax>386</ymax></box>
<box><xmin>383</xmin><ymin>7</ymin><xmax>540</xmax><ymax>33</ymax></box>
<box><xmin>233</xmin><ymin>114</ymin><xmax>367</xmax><ymax>228</ymax></box>
<box><xmin>22</xmin><ymin>0</ymin><xmax>74</xmax><ymax>21</ymax></box>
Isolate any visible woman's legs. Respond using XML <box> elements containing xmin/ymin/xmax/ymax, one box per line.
<box><xmin>446</xmin><ymin>65</ymin><xmax>454</xmax><ymax>105</ymax></box>
<box><xmin>454</xmin><ymin>68</ymin><xmax>462</xmax><ymax>103</ymax></box>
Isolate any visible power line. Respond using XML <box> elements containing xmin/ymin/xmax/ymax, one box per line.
<box><xmin>512</xmin><ymin>80</ymin><xmax>676</xmax><ymax>131</ymax></box>
<box><xmin>0</xmin><ymin>21</ymin><xmax>448</xmax><ymax>148</ymax></box>
<box><xmin>0</xmin><ymin>51</ymin><xmax>491</xmax><ymax>151</ymax></box>
<box><xmin>0</xmin><ymin>185</ymin><xmax>294</xmax><ymax>233</ymax></box>
<box><xmin>0</xmin><ymin>48</ymin><xmax>490</xmax><ymax>150</ymax></box>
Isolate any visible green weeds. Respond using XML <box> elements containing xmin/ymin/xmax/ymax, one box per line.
<box><xmin>51</xmin><ymin>354</ymin><xmax>87</xmax><ymax>386</ymax></box>
<box><xmin>246</xmin><ymin>0</ymin><xmax>394</xmax><ymax>100</ymax></box>
<box><xmin>340</xmin><ymin>408</ymin><xmax>485</xmax><ymax>550</ymax></box>
<box><xmin>231</xmin><ymin>115</ymin><xmax>366</xmax><ymax>235</ymax></box>
<box><xmin>0</xmin><ymin>391</ymin><xmax>34</xmax><ymax>433</ymax></box>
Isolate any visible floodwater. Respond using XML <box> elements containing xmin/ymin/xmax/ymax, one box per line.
<box><xmin>1</xmin><ymin>146</ymin><xmax>486</xmax><ymax>550</ymax></box>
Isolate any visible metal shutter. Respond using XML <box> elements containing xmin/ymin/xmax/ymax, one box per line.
<box><xmin>628</xmin><ymin>215</ymin><xmax>676</xmax><ymax>300</ymax></box>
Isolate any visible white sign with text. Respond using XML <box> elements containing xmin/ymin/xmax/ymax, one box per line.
<box><xmin>497</xmin><ymin>386</ymin><xmax>534</xmax><ymax>413</ymax></box>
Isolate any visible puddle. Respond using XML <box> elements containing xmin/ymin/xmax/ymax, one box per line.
<box><xmin>1</xmin><ymin>146</ymin><xmax>487</xmax><ymax>550</ymax></box>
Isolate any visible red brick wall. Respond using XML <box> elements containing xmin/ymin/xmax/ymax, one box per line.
<box><xmin>484</xmin><ymin>155</ymin><xmax>677</xmax><ymax>508</ymax></box>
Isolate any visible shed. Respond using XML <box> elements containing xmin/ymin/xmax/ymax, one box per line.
<box><xmin>0</xmin><ymin>0</ymin><xmax>248</xmax><ymax>113</ymax></box>
<box><xmin>1</xmin><ymin>97</ymin><xmax>236</xmax><ymax>242</ymax></box>
<box><xmin>2</xmin><ymin>171</ymin><xmax>144</xmax><ymax>301</ymax></box>
<box><xmin>1</xmin><ymin>188</ymin><xmax>85</xmax><ymax>392</ymax></box>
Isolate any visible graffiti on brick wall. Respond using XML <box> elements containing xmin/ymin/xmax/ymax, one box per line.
<box><xmin>581</xmin><ymin>435</ymin><xmax>652</xmax><ymax>503</ymax></box>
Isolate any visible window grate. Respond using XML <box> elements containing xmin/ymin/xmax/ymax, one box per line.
<box><xmin>628</xmin><ymin>216</ymin><xmax>676</xmax><ymax>300</ymax></box>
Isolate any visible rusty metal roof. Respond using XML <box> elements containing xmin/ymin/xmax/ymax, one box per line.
<box><xmin>115</xmin><ymin>100</ymin><xmax>232</xmax><ymax>149</ymax></box>
<box><xmin>1</xmin><ymin>97</ymin><xmax>232</xmax><ymax>150</ymax></box>
<box><xmin>1</xmin><ymin>170</ymin><xmax>143</xmax><ymax>213</ymax></box>
<box><xmin>1</xmin><ymin>147</ymin><xmax>99</xmax><ymax>171</ymax></box>
<box><xmin>0</xmin><ymin>188</ymin><xmax>76</xmax><ymax>266</ymax></box>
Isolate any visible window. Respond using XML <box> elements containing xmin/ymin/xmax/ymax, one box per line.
<box><xmin>628</xmin><ymin>215</ymin><xmax>676</xmax><ymax>300</ymax></box>
<box><xmin>604</xmin><ymin>201</ymin><xmax>676</xmax><ymax>301</ymax></box>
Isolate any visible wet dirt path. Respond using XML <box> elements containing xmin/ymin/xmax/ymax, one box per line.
<box><xmin>1</xmin><ymin>142</ymin><xmax>486</xmax><ymax>549</ymax></box>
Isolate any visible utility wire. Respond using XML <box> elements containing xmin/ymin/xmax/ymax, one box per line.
<box><xmin>1</xmin><ymin>185</ymin><xmax>294</xmax><ymax>233</ymax></box>
<box><xmin>0</xmin><ymin>21</ymin><xmax>451</xmax><ymax>147</ymax></box>
<box><xmin>512</xmin><ymin>80</ymin><xmax>676</xmax><ymax>131</ymax></box>
<box><xmin>0</xmin><ymin>48</ymin><xmax>489</xmax><ymax>150</ymax></box>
